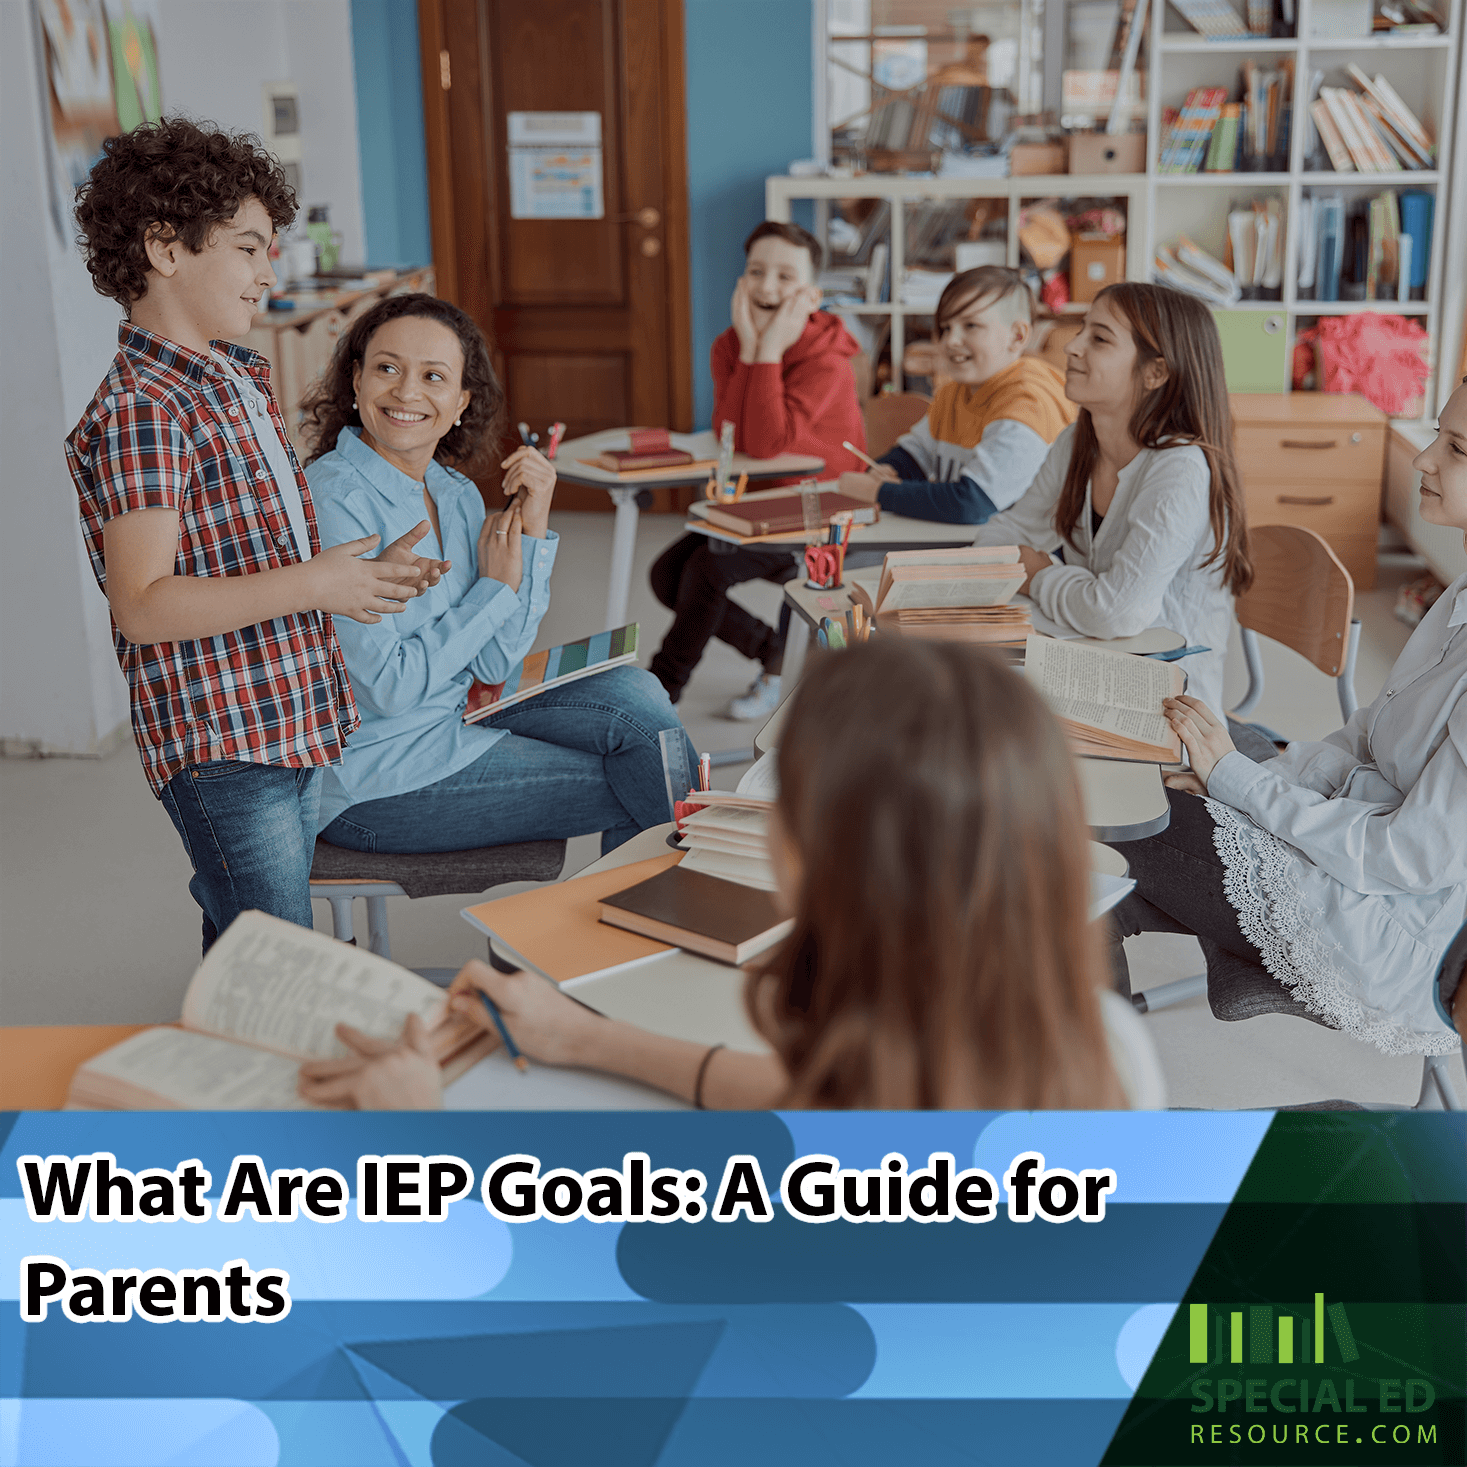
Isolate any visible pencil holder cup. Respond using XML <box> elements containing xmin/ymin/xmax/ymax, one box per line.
<box><xmin>804</xmin><ymin>543</ymin><xmax>845</xmax><ymax>590</ymax></box>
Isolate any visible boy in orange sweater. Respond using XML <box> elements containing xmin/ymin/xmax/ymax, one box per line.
<box><xmin>840</xmin><ymin>266</ymin><xmax>1074</xmax><ymax>522</ymax></box>
<box><xmin>650</xmin><ymin>222</ymin><xmax>864</xmax><ymax>719</ymax></box>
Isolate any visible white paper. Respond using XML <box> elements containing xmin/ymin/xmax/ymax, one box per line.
<box><xmin>507</xmin><ymin>113</ymin><xmax>604</xmax><ymax>219</ymax></box>
<box><xmin>79</xmin><ymin>1029</ymin><xmax>314</xmax><ymax>1110</ymax></box>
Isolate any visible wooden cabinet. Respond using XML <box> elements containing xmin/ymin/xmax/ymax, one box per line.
<box><xmin>245</xmin><ymin>267</ymin><xmax>434</xmax><ymax>459</ymax></box>
<box><xmin>1230</xmin><ymin>393</ymin><xmax>1386</xmax><ymax>591</ymax></box>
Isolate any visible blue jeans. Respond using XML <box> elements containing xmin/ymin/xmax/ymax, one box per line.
<box><xmin>159</xmin><ymin>760</ymin><xmax>322</xmax><ymax>955</ymax></box>
<box><xmin>321</xmin><ymin>666</ymin><xmax>698</xmax><ymax>857</ymax></box>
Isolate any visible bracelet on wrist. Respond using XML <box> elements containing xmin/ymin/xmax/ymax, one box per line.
<box><xmin>693</xmin><ymin>1043</ymin><xmax>725</xmax><ymax>1110</ymax></box>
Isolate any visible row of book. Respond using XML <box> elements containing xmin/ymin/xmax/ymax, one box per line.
<box><xmin>1157</xmin><ymin>63</ymin><xmax>1292</xmax><ymax>174</ymax></box>
<box><xmin>1152</xmin><ymin>200</ymin><xmax>1282</xmax><ymax>308</ymax></box>
<box><xmin>1307</xmin><ymin>65</ymin><xmax>1434</xmax><ymax>174</ymax></box>
<box><xmin>1297</xmin><ymin>189</ymin><xmax>1434</xmax><ymax>302</ymax></box>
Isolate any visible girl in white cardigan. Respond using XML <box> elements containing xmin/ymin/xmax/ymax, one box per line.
<box><xmin>1113</xmin><ymin>379</ymin><xmax>1467</xmax><ymax>1056</ymax></box>
<box><xmin>975</xmin><ymin>283</ymin><xmax>1254</xmax><ymax>732</ymax></box>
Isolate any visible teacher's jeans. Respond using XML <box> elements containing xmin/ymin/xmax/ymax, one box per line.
<box><xmin>321</xmin><ymin>666</ymin><xmax>697</xmax><ymax>857</ymax></box>
<box><xmin>159</xmin><ymin>760</ymin><xmax>322</xmax><ymax>956</ymax></box>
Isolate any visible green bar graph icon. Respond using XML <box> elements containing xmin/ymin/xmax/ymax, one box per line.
<box><xmin>1249</xmin><ymin>1305</ymin><xmax>1272</xmax><ymax>1363</ymax></box>
<box><xmin>1190</xmin><ymin>1304</ymin><xmax>1208</xmax><ymax>1364</ymax></box>
<box><xmin>1230</xmin><ymin>1312</ymin><xmax>1243</xmax><ymax>1364</ymax></box>
<box><xmin>1315</xmin><ymin>1293</ymin><xmax>1325</xmax><ymax>1363</ymax></box>
<box><xmin>1279</xmin><ymin>1316</ymin><xmax>1294</xmax><ymax>1364</ymax></box>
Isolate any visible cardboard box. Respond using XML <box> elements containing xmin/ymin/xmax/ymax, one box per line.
<box><xmin>1010</xmin><ymin>141</ymin><xmax>1067</xmax><ymax>176</ymax></box>
<box><xmin>1071</xmin><ymin>233</ymin><xmax>1126</xmax><ymax>303</ymax></box>
<box><xmin>1068</xmin><ymin>131</ymin><xmax>1146</xmax><ymax>175</ymax></box>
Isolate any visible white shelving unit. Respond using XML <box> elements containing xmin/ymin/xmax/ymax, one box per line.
<box><xmin>777</xmin><ymin>0</ymin><xmax>1462</xmax><ymax>412</ymax></box>
<box><xmin>766</xmin><ymin>172</ymin><xmax>1151</xmax><ymax>391</ymax></box>
<box><xmin>1144</xmin><ymin>0</ymin><xmax>1463</xmax><ymax>418</ymax></box>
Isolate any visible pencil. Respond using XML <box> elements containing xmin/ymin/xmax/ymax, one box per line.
<box><xmin>545</xmin><ymin>422</ymin><xmax>566</xmax><ymax>460</ymax></box>
<box><xmin>698</xmin><ymin>752</ymin><xmax>712</xmax><ymax>791</ymax></box>
<box><xmin>517</xmin><ymin>421</ymin><xmax>533</xmax><ymax>448</ymax></box>
<box><xmin>842</xmin><ymin>440</ymin><xmax>881</xmax><ymax>471</ymax></box>
<box><xmin>480</xmin><ymin>991</ymin><xmax>528</xmax><ymax>1072</ymax></box>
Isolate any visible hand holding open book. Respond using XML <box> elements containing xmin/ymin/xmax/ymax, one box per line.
<box><xmin>1025</xmin><ymin>634</ymin><xmax>1184</xmax><ymax>763</ymax></box>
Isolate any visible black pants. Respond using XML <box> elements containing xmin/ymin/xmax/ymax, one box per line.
<box><xmin>649</xmin><ymin>534</ymin><xmax>799</xmax><ymax>701</ymax></box>
<box><xmin>1105</xmin><ymin>722</ymin><xmax>1278</xmax><ymax>997</ymax></box>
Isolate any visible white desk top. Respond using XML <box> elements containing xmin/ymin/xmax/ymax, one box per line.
<box><xmin>553</xmin><ymin>429</ymin><xmax>824</xmax><ymax>489</ymax></box>
<box><xmin>442</xmin><ymin>825</ymin><xmax>1141</xmax><ymax>1109</ymax></box>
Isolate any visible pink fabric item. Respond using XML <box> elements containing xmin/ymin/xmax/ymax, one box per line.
<box><xmin>1295</xmin><ymin>313</ymin><xmax>1429</xmax><ymax>416</ymax></box>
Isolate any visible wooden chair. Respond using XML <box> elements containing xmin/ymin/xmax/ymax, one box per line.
<box><xmin>1229</xmin><ymin>523</ymin><xmax>1362</xmax><ymax>740</ymax></box>
<box><xmin>861</xmin><ymin>391</ymin><xmax>931</xmax><ymax>461</ymax></box>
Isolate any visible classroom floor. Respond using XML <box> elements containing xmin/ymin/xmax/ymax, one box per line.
<box><xmin>1</xmin><ymin>512</ymin><xmax>1461</xmax><ymax>1110</ymax></box>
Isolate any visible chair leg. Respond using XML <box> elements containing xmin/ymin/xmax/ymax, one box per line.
<box><xmin>325</xmin><ymin>896</ymin><xmax>355</xmax><ymax>944</ymax></box>
<box><xmin>1132</xmin><ymin>973</ymin><xmax>1209</xmax><ymax>1014</ymax></box>
<box><xmin>365</xmin><ymin>896</ymin><xmax>392</xmax><ymax>960</ymax></box>
<box><xmin>1414</xmin><ymin>1052</ymin><xmax>1462</xmax><ymax>1111</ymax></box>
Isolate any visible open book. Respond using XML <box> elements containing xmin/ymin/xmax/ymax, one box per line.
<box><xmin>1025</xmin><ymin>634</ymin><xmax>1183</xmax><ymax>762</ymax></box>
<box><xmin>465</xmin><ymin>624</ymin><xmax>639</xmax><ymax>724</ymax></box>
<box><xmin>66</xmin><ymin>913</ymin><xmax>493</xmax><ymax>1110</ymax></box>
<box><xmin>675</xmin><ymin>792</ymin><xmax>777</xmax><ymax>891</ymax></box>
<box><xmin>848</xmin><ymin>547</ymin><xmax>1031</xmax><ymax>643</ymax></box>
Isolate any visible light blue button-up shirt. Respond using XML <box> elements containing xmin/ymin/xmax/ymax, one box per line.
<box><xmin>307</xmin><ymin>427</ymin><xmax>558</xmax><ymax>830</ymax></box>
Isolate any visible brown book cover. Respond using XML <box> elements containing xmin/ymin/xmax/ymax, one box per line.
<box><xmin>599</xmin><ymin>865</ymin><xmax>793</xmax><ymax>965</ymax></box>
<box><xmin>701</xmin><ymin>492</ymin><xmax>879</xmax><ymax>538</ymax></box>
<box><xmin>591</xmin><ymin>448</ymin><xmax>697</xmax><ymax>471</ymax></box>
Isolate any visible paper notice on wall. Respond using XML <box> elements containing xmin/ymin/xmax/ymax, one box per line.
<box><xmin>507</xmin><ymin>112</ymin><xmax>604</xmax><ymax>219</ymax></box>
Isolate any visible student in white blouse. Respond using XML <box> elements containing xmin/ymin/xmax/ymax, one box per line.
<box><xmin>1109</xmin><ymin>379</ymin><xmax>1467</xmax><ymax>1056</ymax></box>
<box><xmin>974</xmin><ymin>283</ymin><xmax>1259</xmax><ymax>747</ymax></box>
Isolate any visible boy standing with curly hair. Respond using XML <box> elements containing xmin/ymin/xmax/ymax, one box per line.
<box><xmin>66</xmin><ymin>117</ymin><xmax>433</xmax><ymax>953</ymax></box>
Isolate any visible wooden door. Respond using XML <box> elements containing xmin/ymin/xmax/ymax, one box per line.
<box><xmin>419</xmin><ymin>0</ymin><xmax>692</xmax><ymax>505</ymax></box>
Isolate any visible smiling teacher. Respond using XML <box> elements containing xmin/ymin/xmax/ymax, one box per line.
<box><xmin>300</xmin><ymin>294</ymin><xmax>697</xmax><ymax>856</ymax></box>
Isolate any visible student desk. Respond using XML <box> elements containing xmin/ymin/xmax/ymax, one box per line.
<box><xmin>552</xmin><ymin>430</ymin><xmax>825</xmax><ymax>631</ymax></box>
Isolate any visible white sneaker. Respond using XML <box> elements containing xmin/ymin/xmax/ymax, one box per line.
<box><xmin>726</xmin><ymin>673</ymin><xmax>782</xmax><ymax>721</ymax></box>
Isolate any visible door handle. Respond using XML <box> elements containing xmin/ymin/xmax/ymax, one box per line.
<box><xmin>1279</xmin><ymin>439</ymin><xmax>1337</xmax><ymax>450</ymax></box>
<box><xmin>615</xmin><ymin>207</ymin><xmax>661</xmax><ymax>229</ymax></box>
<box><xmin>1277</xmin><ymin>495</ymin><xmax>1334</xmax><ymax>505</ymax></box>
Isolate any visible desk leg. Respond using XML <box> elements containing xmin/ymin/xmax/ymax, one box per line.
<box><xmin>783</xmin><ymin>615</ymin><xmax>812</xmax><ymax>683</ymax></box>
<box><xmin>604</xmin><ymin>487</ymin><xmax>641</xmax><ymax>631</ymax></box>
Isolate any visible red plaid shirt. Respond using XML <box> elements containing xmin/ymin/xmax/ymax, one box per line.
<box><xmin>66</xmin><ymin>324</ymin><xmax>358</xmax><ymax>794</ymax></box>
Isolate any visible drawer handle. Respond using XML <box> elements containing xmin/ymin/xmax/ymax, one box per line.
<box><xmin>1279</xmin><ymin>439</ymin><xmax>1337</xmax><ymax>450</ymax></box>
<box><xmin>1278</xmin><ymin>495</ymin><xmax>1334</xmax><ymax>506</ymax></box>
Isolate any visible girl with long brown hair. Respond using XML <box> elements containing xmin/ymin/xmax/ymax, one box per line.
<box><xmin>300</xmin><ymin>640</ymin><xmax>1147</xmax><ymax>1110</ymax></box>
<box><xmin>973</xmin><ymin>283</ymin><xmax>1260</xmax><ymax>748</ymax></box>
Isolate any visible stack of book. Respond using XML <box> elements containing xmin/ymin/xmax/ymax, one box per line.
<box><xmin>691</xmin><ymin>489</ymin><xmax>878</xmax><ymax>545</ymax></box>
<box><xmin>674</xmin><ymin>793</ymin><xmax>777</xmax><ymax>891</ymax></box>
<box><xmin>848</xmin><ymin>546</ymin><xmax>1031</xmax><ymax>644</ymax></box>
<box><xmin>1158</xmin><ymin>88</ymin><xmax>1228</xmax><ymax>173</ymax></box>
<box><xmin>579</xmin><ymin>429</ymin><xmax>714</xmax><ymax>477</ymax></box>
<box><xmin>1153</xmin><ymin>235</ymin><xmax>1242</xmax><ymax>307</ymax></box>
<box><xmin>1310</xmin><ymin>65</ymin><xmax>1435</xmax><ymax>174</ymax></box>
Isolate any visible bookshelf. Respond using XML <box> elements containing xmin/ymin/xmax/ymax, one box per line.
<box><xmin>785</xmin><ymin>0</ymin><xmax>1461</xmax><ymax>415</ymax></box>
<box><xmin>1145</xmin><ymin>0</ymin><xmax>1463</xmax><ymax>419</ymax></box>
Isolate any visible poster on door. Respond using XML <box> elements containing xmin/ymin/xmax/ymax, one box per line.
<box><xmin>507</xmin><ymin>111</ymin><xmax>604</xmax><ymax>219</ymax></box>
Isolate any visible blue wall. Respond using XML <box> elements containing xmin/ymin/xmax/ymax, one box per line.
<box><xmin>683</xmin><ymin>1</ymin><xmax>812</xmax><ymax>427</ymax></box>
<box><xmin>349</xmin><ymin>0</ymin><xmax>433</xmax><ymax>269</ymax></box>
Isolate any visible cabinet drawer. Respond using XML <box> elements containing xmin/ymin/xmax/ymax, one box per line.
<box><xmin>1235</xmin><ymin>424</ymin><xmax>1385</xmax><ymax>484</ymax></box>
<box><xmin>1244</xmin><ymin>478</ymin><xmax>1377</xmax><ymax>532</ymax></box>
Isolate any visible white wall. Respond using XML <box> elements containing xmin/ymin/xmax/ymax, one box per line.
<box><xmin>0</xmin><ymin>0</ymin><xmax>364</xmax><ymax>754</ymax></box>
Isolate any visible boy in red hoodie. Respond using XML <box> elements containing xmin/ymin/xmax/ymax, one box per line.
<box><xmin>649</xmin><ymin>222</ymin><xmax>864</xmax><ymax>718</ymax></box>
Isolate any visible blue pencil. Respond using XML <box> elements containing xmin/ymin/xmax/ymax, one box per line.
<box><xmin>480</xmin><ymin>991</ymin><xmax>528</xmax><ymax>1072</ymax></box>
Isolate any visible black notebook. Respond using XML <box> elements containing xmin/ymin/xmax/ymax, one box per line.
<box><xmin>598</xmin><ymin>865</ymin><xmax>793</xmax><ymax>965</ymax></box>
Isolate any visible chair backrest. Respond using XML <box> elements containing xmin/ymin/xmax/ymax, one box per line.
<box><xmin>862</xmin><ymin>391</ymin><xmax>931</xmax><ymax>460</ymax></box>
<box><xmin>1235</xmin><ymin>524</ymin><xmax>1355</xmax><ymax>677</ymax></box>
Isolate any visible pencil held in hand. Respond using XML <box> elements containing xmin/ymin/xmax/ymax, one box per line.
<box><xmin>480</xmin><ymin>991</ymin><xmax>529</xmax><ymax>1072</ymax></box>
<box><xmin>843</xmin><ymin>440</ymin><xmax>881</xmax><ymax>471</ymax></box>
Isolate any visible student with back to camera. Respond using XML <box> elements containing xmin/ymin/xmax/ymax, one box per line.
<box><xmin>969</xmin><ymin>281</ymin><xmax>1261</xmax><ymax>745</ymax></box>
<box><xmin>298</xmin><ymin>640</ymin><xmax>1159</xmax><ymax>1111</ymax></box>
<box><xmin>837</xmin><ymin>266</ymin><xmax>1075</xmax><ymax>524</ymax></box>
<box><xmin>1109</xmin><ymin>378</ymin><xmax>1467</xmax><ymax>1057</ymax></box>
<box><xmin>65</xmin><ymin>118</ymin><xmax>441</xmax><ymax>953</ymax></box>
<box><xmin>648</xmin><ymin>222</ymin><xmax>866</xmax><ymax>722</ymax></box>
<box><xmin>301</xmin><ymin>294</ymin><xmax>698</xmax><ymax>857</ymax></box>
